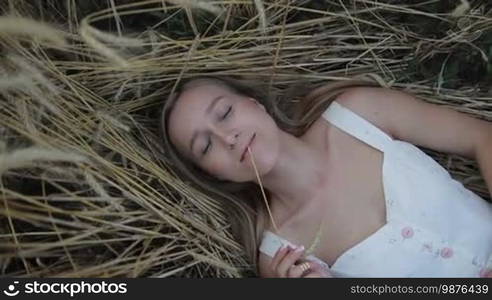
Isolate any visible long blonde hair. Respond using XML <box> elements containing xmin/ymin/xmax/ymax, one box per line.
<box><xmin>159</xmin><ymin>74</ymin><xmax>380</xmax><ymax>275</ymax></box>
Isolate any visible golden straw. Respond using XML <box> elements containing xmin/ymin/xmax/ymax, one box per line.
<box><xmin>247</xmin><ymin>146</ymin><xmax>324</xmax><ymax>256</ymax></box>
<box><xmin>247</xmin><ymin>146</ymin><xmax>279</xmax><ymax>233</ymax></box>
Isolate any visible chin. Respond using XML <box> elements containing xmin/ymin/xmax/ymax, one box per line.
<box><xmin>249</xmin><ymin>145</ymin><xmax>279</xmax><ymax>179</ymax></box>
<box><xmin>226</xmin><ymin>155</ymin><xmax>277</xmax><ymax>183</ymax></box>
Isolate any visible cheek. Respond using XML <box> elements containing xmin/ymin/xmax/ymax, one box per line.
<box><xmin>207</xmin><ymin>160</ymin><xmax>224</xmax><ymax>174</ymax></box>
<box><xmin>201</xmin><ymin>154</ymin><xmax>232</xmax><ymax>177</ymax></box>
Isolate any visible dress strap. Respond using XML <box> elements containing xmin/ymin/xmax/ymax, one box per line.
<box><xmin>322</xmin><ymin>101</ymin><xmax>393</xmax><ymax>153</ymax></box>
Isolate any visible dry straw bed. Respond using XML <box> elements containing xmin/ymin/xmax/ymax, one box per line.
<box><xmin>0</xmin><ymin>0</ymin><xmax>491</xmax><ymax>278</ymax></box>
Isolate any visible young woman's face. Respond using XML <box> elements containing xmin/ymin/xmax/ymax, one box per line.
<box><xmin>167</xmin><ymin>83</ymin><xmax>280</xmax><ymax>182</ymax></box>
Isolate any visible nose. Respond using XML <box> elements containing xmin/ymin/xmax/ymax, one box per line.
<box><xmin>218</xmin><ymin>130</ymin><xmax>240</xmax><ymax>150</ymax></box>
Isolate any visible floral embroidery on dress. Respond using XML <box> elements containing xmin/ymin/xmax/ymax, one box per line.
<box><xmin>401</xmin><ymin>227</ymin><xmax>414</xmax><ymax>239</ymax></box>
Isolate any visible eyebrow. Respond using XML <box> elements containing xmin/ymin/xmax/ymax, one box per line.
<box><xmin>189</xmin><ymin>95</ymin><xmax>225</xmax><ymax>156</ymax></box>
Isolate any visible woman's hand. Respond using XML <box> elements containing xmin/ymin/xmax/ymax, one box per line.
<box><xmin>269</xmin><ymin>245</ymin><xmax>332</xmax><ymax>278</ymax></box>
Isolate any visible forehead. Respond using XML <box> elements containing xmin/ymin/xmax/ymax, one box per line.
<box><xmin>180</xmin><ymin>82</ymin><xmax>232</xmax><ymax>105</ymax></box>
<box><xmin>167</xmin><ymin>82</ymin><xmax>236</xmax><ymax>156</ymax></box>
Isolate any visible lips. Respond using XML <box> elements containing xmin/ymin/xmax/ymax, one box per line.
<box><xmin>240</xmin><ymin>133</ymin><xmax>256</xmax><ymax>162</ymax></box>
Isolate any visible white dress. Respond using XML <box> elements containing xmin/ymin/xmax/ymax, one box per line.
<box><xmin>259</xmin><ymin>101</ymin><xmax>492</xmax><ymax>277</ymax></box>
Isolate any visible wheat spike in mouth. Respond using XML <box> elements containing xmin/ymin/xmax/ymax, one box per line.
<box><xmin>247</xmin><ymin>146</ymin><xmax>278</xmax><ymax>233</ymax></box>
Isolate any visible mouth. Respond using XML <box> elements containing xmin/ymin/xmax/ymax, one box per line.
<box><xmin>240</xmin><ymin>133</ymin><xmax>256</xmax><ymax>162</ymax></box>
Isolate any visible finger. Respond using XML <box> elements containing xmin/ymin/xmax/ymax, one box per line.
<box><xmin>272</xmin><ymin>247</ymin><xmax>294</xmax><ymax>278</ymax></box>
<box><xmin>287</xmin><ymin>261</ymin><xmax>310</xmax><ymax>278</ymax></box>
<box><xmin>303</xmin><ymin>271</ymin><xmax>324</xmax><ymax>278</ymax></box>
<box><xmin>303</xmin><ymin>262</ymin><xmax>333</xmax><ymax>278</ymax></box>
<box><xmin>277</xmin><ymin>246</ymin><xmax>305</xmax><ymax>277</ymax></box>
<box><xmin>269</xmin><ymin>245</ymin><xmax>290</xmax><ymax>271</ymax></box>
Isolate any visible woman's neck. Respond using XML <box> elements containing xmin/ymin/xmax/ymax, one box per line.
<box><xmin>254</xmin><ymin>130</ymin><xmax>329</xmax><ymax>221</ymax></box>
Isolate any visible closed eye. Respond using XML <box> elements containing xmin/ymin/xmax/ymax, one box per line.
<box><xmin>221</xmin><ymin>106</ymin><xmax>232</xmax><ymax>120</ymax></box>
<box><xmin>202</xmin><ymin>136</ymin><xmax>211</xmax><ymax>155</ymax></box>
<box><xmin>203</xmin><ymin>106</ymin><xmax>232</xmax><ymax>156</ymax></box>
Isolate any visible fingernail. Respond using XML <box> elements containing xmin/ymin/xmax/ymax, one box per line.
<box><xmin>295</xmin><ymin>245</ymin><xmax>305</xmax><ymax>253</ymax></box>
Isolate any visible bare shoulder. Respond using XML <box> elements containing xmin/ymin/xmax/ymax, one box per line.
<box><xmin>334</xmin><ymin>86</ymin><xmax>492</xmax><ymax>158</ymax></box>
<box><xmin>302</xmin><ymin>86</ymin><xmax>396</xmax><ymax>146</ymax></box>
<box><xmin>333</xmin><ymin>87</ymin><xmax>397</xmax><ymax>139</ymax></box>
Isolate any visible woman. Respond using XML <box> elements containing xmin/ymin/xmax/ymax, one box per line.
<box><xmin>159</xmin><ymin>75</ymin><xmax>492</xmax><ymax>278</ymax></box>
